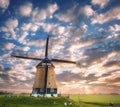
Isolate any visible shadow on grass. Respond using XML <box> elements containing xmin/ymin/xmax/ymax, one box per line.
<box><xmin>82</xmin><ymin>101</ymin><xmax>119</xmax><ymax>107</ymax></box>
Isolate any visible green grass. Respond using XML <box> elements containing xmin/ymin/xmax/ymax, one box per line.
<box><xmin>69</xmin><ymin>94</ymin><xmax>120</xmax><ymax>107</ymax></box>
<box><xmin>0</xmin><ymin>94</ymin><xmax>120</xmax><ymax>107</ymax></box>
<box><xmin>0</xmin><ymin>95</ymin><xmax>77</xmax><ymax>107</ymax></box>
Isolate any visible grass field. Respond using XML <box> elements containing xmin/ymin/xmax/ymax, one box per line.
<box><xmin>0</xmin><ymin>95</ymin><xmax>77</xmax><ymax>107</ymax></box>
<box><xmin>69</xmin><ymin>94</ymin><xmax>120</xmax><ymax>107</ymax></box>
<box><xmin>0</xmin><ymin>94</ymin><xmax>120</xmax><ymax>107</ymax></box>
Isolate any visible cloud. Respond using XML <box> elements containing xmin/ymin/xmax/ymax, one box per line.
<box><xmin>47</xmin><ymin>3</ymin><xmax>58</xmax><ymax>17</ymax></box>
<box><xmin>91</xmin><ymin>0</ymin><xmax>110</xmax><ymax>9</ymax></box>
<box><xmin>81</xmin><ymin>23</ymin><xmax>88</xmax><ymax>32</ymax></box>
<box><xmin>66</xmin><ymin>40</ymin><xmax>94</xmax><ymax>61</ymax></box>
<box><xmin>103</xmin><ymin>51</ymin><xmax>120</xmax><ymax>67</ymax></box>
<box><xmin>0</xmin><ymin>64</ymin><xmax>4</xmax><ymax>71</ymax></box>
<box><xmin>0</xmin><ymin>60</ymin><xmax>36</xmax><ymax>91</ymax></box>
<box><xmin>98</xmin><ymin>28</ymin><xmax>108</xmax><ymax>34</ymax></box>
<box><xmin>41</xmin><ymin>23</ymin><xmax>89</xmax><ymax>60</ymax></box>
<box><xmin>0</xmin><ymin>18</ymin><xmax>18</xmax><ymax>39</ymax></box>
<box><xmin>0</xmin><ymin>0</ymin><xmax>9</xmax><ymax>9</ymax></box>
<box><xmin>98</xmin><ymin>71</ymin><xmax>120</xmax><ymax>86</ymax></box>
<box><xmin>82</xmin><ymin>5</ymin><xmax>95</xmax><ymax>17</ymax></box>
<box><xmin>19</xmin><ymin>2</ymin><xmax>32</xmax><ymax>17</ymax></box>
<box><xmin>0</xmin><ymin>52</ymin><xmax>19</xmax><ymax>68</ymax></box>
<box><xmin>80</xmin><ymin>37</ymin><xmax>119</xmax><ymax>67</ymax></box>
<box><xmin>0</xmin><ymin>0</ymin><xmax>120</xmax><ymax>94</ymax></box>
<box><xmin>104</xmin><ymin>60</ymin><xmax>120</xmax><ymax>67</ymax></box>
<box><xmin>81</xmin><ymin>49</ymin><xmax>120</xmax><ymax>78</ymax></box>
<box><xmin>55</xmin><ymin>4</ymin><xmax>95</xmax><ymax>24</ymax></box>
<box><xmin>3</xmin><ymin>43</ymin><xmax>15</xmax><ymax>50</ymax></box>
<box><xmin>31</xmin><ymin>3</ymin><xmax>58</xmax><ymax>21</ymax></box>
<box><xmin>38</xmin><ymin>22</ymin><xmax>58</xmax><ymax>33</ymax></box>
<box><xmin>15</xmin><ymin>46</ymin><xmax>30</xmax><ymax>52</ymax></box>
<box><xmin>56</xmin><ymin>69</ymin><xmax>120</xmax><ymax>94</ymax></box>
<box><xmin>98</xmin><ymin>24</ymin><xmax>120</xmax><ymax>39</ymax></box>
<box><xmin>18</xmin><ymin>32</ymin><xmax>28</xmax><ymax>44</ymax></box>
<box><xmin>0</xmin><ymin>18</ymin><xmax>18</xmax><ymax>32</ymax></box>
<box><xmin>91</xmin><ymin>6</ymin><xmax>120</xmax><ymax>24</ymax></box>
<box><xmin>30</xmin><ymin>24</ymin><xmax>39</xmax><ymax>32</ymax></box>
<box><xmin>56</xmin><ymin>71</ymin><xmax>97</xmax><ymax>83</ymax></box>
<box><xmin>50</xmin><ymin>43</ymin><xmax>65</xmax><ymax>57</ymax></box>
<box><xmin>27</xmin><ymin>39</ymin><xmax>45</xmax><ymax>48</ymax></box>
<box><xmin>21</xmin><ymin>23</ymin><xmax>32</xmax><ymax>31</ymax></box>
<box><xmin>32</xmin><ymin>49</ymin><xmax>45</xmax><ymax>57</ymax></box>
<box><xmin>0</xmin><ymin>0</ymin><xmax>9</xmax><ymax>13</ymax></box>
<box><xmin>109</xmin><ymin>24</ymin><xmax>120</xmax><ymax>32</ymax></box>
<box><xmin>5</xmin><ymin>18</ymin><xmax>18</xmax><ymax>28</ymax></box>
<box><xmin>21</xmin><ymin>23</ymin><xmax>39</xmax><ymax>32</ymax></box>
<box><xmin>55</xmin><ymin>3</ymin><xmax>83</xmax><ymax>23</ymax></box>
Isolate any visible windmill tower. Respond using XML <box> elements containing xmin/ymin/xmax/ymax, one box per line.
<box><xmin>11</xmin><ymin>36</ymin><xmax>76</xmax><ymax>97</ymax></box>
<box><xmin>32</xmin><ymin>63</ymin><xmax>57</xmax><ymax>97</ymax></box>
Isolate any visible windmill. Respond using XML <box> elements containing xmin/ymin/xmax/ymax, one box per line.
<box><xmin>11</xmin><ymin>35</ymin><xmax>76</xmax><ymax>97</ymax></box>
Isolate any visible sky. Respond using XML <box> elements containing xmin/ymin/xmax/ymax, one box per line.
<box><xmin>0</xmin><ymin>0</ymin><xmax>120</xmax><ymax>94</ymax></box>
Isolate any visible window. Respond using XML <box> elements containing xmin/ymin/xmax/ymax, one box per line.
<box><xmin>50</xmin><ymin>88</ymin><xmax>54</xmax><ymax>92</ymax></box>
<box><xmin>40</xmin><ymin>88</ymin><xmax>44</xmax><ymax>92</ymax></box>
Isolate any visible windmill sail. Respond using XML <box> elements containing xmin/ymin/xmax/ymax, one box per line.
<box><xmin>11</xmin><ymin>35</ymin><xmax>76</xmax><ymax>97</ymax></box>
<box><xmin>11</xmin><ymin>54</ymin><xmax>42</xmax><ymax>60</ymax></box>
<box><xmin>43</xmin><ymin>35</ymin><xmax>49</xmax><ymax>95</ymax></box>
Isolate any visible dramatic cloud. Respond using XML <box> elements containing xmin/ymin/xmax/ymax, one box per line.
<box><xmin>19</xmin><ymin>2</ymin><xmax>32</xmax><ymax>17</ymax></box>
<box><xmin>0</xmin><ymin>18</ymin><xmax>18</xmax><ymax>32</ymax></box>
<box><xmin>31</xmin><ymin>3</ymin><xmax>58</xmax><ymax>21</ymax></box>
<box><xmin>5</xmin><ymin>18</ymin><xmax>18</xmax><ymax>28</ymax></box>
<box><xmin>0</xmin><ymin>18</ymin><xmax>18</xmax><ymax>39</ymax></box>
<box><xmin>38</xmin><ymin>22</ymin><xmax>58</xmax><ymax>33</ymax></box>
<box><xmin>18</xmin><ymin>32</ymin><xmax>28</xmax><ymax>44</ymax></box>
<box><xmin>82</xmin><ymin>5</ymin><xmax>95</xmax><ymax>17</ymax></box>
<box><xmin>30</xmin><ymin>24</ymin><xmax>39</xmax><ymax>32</ymax></box>
<box><xmin>91</xmin><ymin>0</ymin><xmax>110</xmax><ymax>8</ymax></box>
<box><xmin>0</xmin><ymin>0</ymin><xmax>9</xmax><ymax>13</ymax></box>
<box><xmin>55</xmin><ymin>3</ymin><xmax>83</xmax><ymax>23</ymax></box>
<box><xmin>21</xmin><ymin>23</ymin><xmax>39</xmax><ymax>32</ymax></box>
<box><xmin>0</xmin><ymin>64</ymin><xmax>4</xmax><ymax>71</ymax></box>
<box><xmin>81</xmin><ymin>23</ymin><xmax>88</xmax><ymax>32</ymax></box>
<box><xmin>15</xmin><ymin>46</ymin><xmax>30</xmax><ymax>52</ymax></box>
<box><xmin>103</xmin><ymin>52</ymin><xmax>120</xmax><ymax>67</ymax></box>
<box><xmin>109</xmin><ymin>24</ymin><xmax>120</xmax><ymax>32</ymax></box>
<box><xmin>0</xmin><ymin>0</ymin><xmax>9</xmax><ymax>9</ymax></box>
<box><xmin>57</xmin><ymin>70</ymin><xmax>120</xmax><ymax>94</ymax></box>
<box><xmin>3</xmin><ymin>43</ymin><xmax>15</xmax><ymax>50</ymax></box>
<box><xmin>0</xmin><ymin>0</ymin><xmax>120</xmax><ymax>94</ymax></box>
<box><xmin>27</xmin><ymin>39</ymin><xmax>45</xmax><ymax>48</ymax></box>
<box><xmin>91</xmin><ymin>6</ymin><xmax>120</xmax><ymax>24</ymax></box>
<box><xmin>55</xmin><ymin>4</ymin><xmax>95</xmax><ymax>24</ymax></box>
